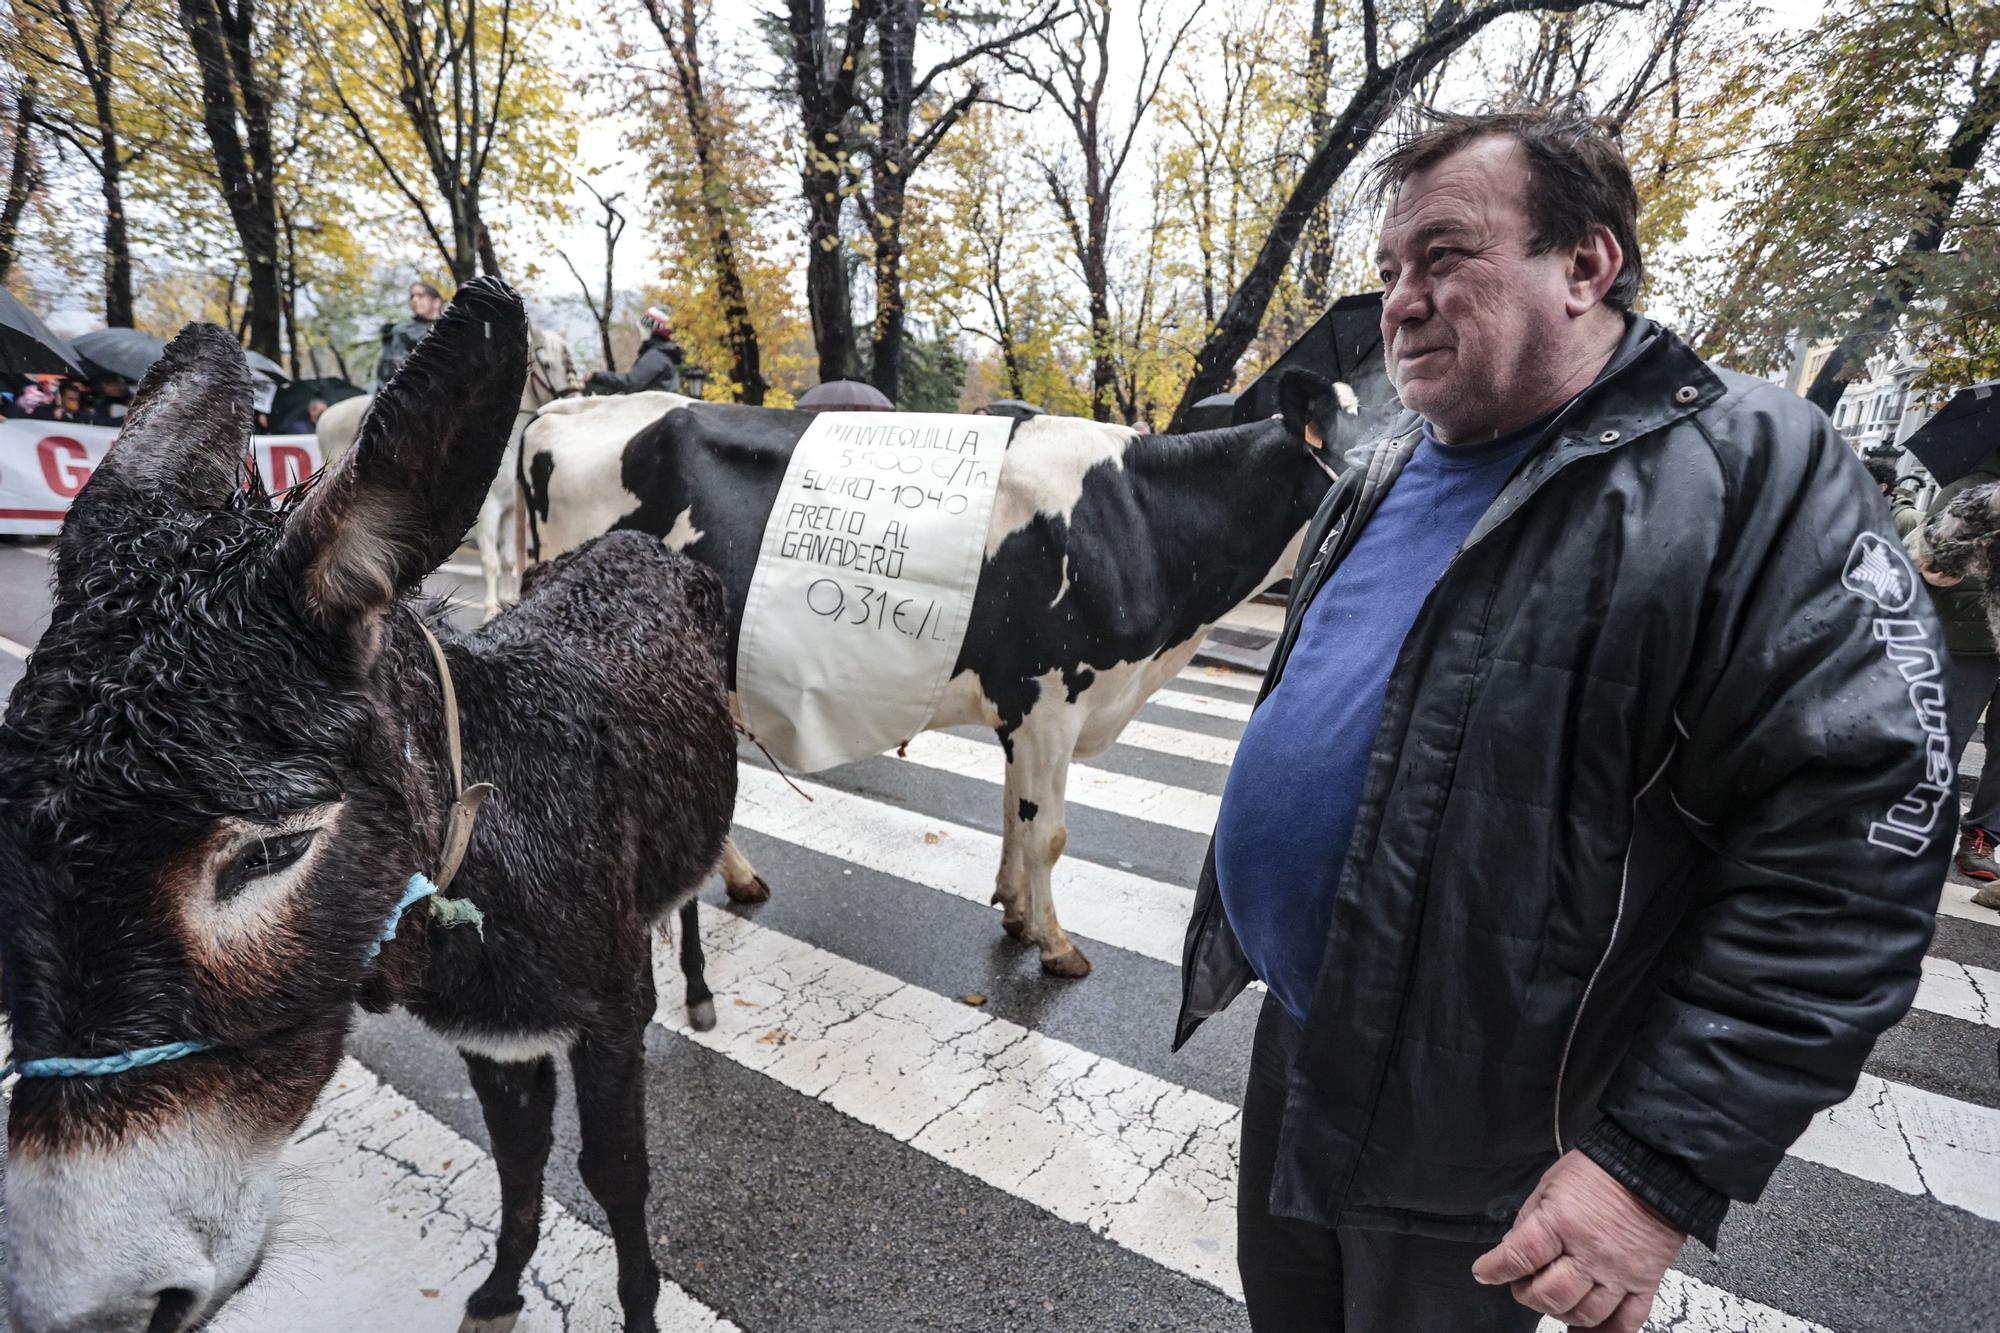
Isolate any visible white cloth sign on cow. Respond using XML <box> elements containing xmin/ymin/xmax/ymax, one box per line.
<box><xmin>0</xmin><ymin>418</ymin><xmax>321</xmax><ymax>535</ymax></box>
<box><xmin>736</xmin><ymin>410</ymin><xmax>1015</xmax><ymax>771</ymax></box>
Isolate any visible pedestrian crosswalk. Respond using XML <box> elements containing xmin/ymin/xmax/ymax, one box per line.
<box><xmin>1</xmin><ymin>546</ymin><xmax>1997</xmax><ymax>1332</ymax></box>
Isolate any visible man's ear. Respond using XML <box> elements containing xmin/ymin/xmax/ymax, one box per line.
<box><xmin>1566</xmin><ymin>224</ymin><xmax>1625</xmax><ymax>315</ymax></box>
<box><xmin>281</xmin><ymin>276</ymin><xmax>527</xmax><ymax>624</ymax></box>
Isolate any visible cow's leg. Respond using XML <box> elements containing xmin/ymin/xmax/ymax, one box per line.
<box><xmin>678</xmin><ymin>897</ymin><xmax>716</xmax><ymax>1030</ymax></box>
<box><xmin>1008</xmin><ymin>715</ymin><xmax>1091</xmax><ymax>978</ymax></box>
<box><xmin>991</xmin><ymin>742</ymin><xmax>1029</xmax><ymax>937</ymax></box>
<box><xmin>718</xmin><ymin>834</ymin><xmax>771</xmax><ymax>903</ymax></box>
<box><xmin>458</xmin><ymin>1053</ymin><xmax>558</xmax><ymax>1333</ymax></box>
<box><xmin>570</xmin><ymin>988</ymin><xmax>662</xmax><ymax>1333</ymax></box>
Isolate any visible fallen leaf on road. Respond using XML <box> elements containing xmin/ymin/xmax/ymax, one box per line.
<box><xmin>960</xmin><ymin>993</ymin><xmax>987</xmax><ymax>1006</ymax></box>
<box><xmin>757</xmin><ymin>1029</ymin><xmax>790</xmax><ymax>1045</ymax></box>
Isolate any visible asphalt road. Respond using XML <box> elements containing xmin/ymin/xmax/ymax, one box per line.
<box><xmin>0</xmin><ymin>534</ymin><xmax>1996</xmax><ymax>1332</ymax></box>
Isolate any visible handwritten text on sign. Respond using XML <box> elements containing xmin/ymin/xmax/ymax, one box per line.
<box><xmin>735</xmin><ymin>411</ymin><xmax>1014</xmax><ymax>772</ymax></box>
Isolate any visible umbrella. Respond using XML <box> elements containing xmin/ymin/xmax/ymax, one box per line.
<box><xmin>1228</xmin><ymin>291</ymin><xmax>1398</xmax><ymax>436</ymax></box>
<box><xmin>1182</xmin><ymin>392</ymin><xmax>1239</xmax><ymax>432</ymax></box>
<box><xmin>797</xmin><ymin>378</ymin><xmax>894</xmax><ymax>411</ymax></box>
<box><xmin>0</xmin><ymin>289</ymin><xmax>84</xmax><ymax>375</ymax></box>
<box><xmin>74</xmin><ymin>327</ymin><xmax>290</xmax><ymax>385</ymax></box>
<box><xmin>269</xmin><ymin>376</ymin><xmax>365</xmax><ymax>430</ymax></box>
<box><xmin>1904</xmin><ymin>380</ymin><xmax>2000</xmax><ymax>487</ymax></box>
<box><xmin>985</xmin><ymin>399</ymin><xmax>1046</xmax><ymax>420</ymax></box>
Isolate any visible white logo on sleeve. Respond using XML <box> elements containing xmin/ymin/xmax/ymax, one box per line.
<box><xmin>1843</xmin><ymin>532</ymin><xmax>1915</xmax><ymax>611</ymax></box>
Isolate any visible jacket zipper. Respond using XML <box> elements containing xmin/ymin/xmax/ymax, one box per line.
<box><xmin>1552</xmin><ymin>741</ymin><xmax>1676</xmax><ymax>1153</ymax></box>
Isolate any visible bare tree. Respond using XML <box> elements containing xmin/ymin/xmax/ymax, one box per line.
<box><xmin>865</xmin><ymin>0</ymin><xmax>1059</xmax><ymax>402</ymax></box>
<box><xmin>13</xmin><ymin>0</ymin><xmax>148</xmax><ymax>325</ymax></box>
<box><xmin>0</xmin><ymin>79</ymin><xmax>42</xmax><ymax>283</ymax></box>
<box><xmin>1004</xmin><ymin>0</ymin><xmax>1203</xmax><ymax>421</ymax></box>
<box><xmin>175</xmin><ymin>0</ymin><xmax>283</xmax><ymax>355</ymax></box>
<box><xmin>313</xmin><ymin>0</ymin><xmax>527</xmax><ymax>283</ymax></box>
<box><xmin>1168</xmin><ymin>0</ymin><xmax>1639</xmax><ymax>430</ymax></box>
<box><xmin>560</xmin><ymin>174</ymin><xmax>628</xmax><ymax>371</ymax></box>
<box><xmin>783</xmin><ymin>0</ymin><xmax>877</xmax><ymax>383</ymax></box>
<box><xmin>639</xmin><ymin>0</ymin><xmax>767</xmax><ymax>402</ymax></box>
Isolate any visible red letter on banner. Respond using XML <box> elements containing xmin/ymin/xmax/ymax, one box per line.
<box><xmin>269</xmin><ymin>444</ymin><xmax>313</xmax><ymax>492</ymax></box>
<box><xmin>37</xmin><ymin>436</ymin><xmax>92</xmax><ymax>497</ymax></box>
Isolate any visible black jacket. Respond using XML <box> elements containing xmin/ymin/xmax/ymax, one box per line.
<box><xmin>375</xmin><ymin>316</ymin><xmax>436</xmax><ymax>385</ymax></box>
<box><xmin>1177</xmin><ymin>317</ymin><xmax>1948</xmax><ymax>1247</ymax></box>
<box><xmin>590</xmin><ymin>333</ymin><xmax>683</xmax><ymax>395</ymax></box>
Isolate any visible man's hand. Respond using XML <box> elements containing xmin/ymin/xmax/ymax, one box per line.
<box><xmin>1471</xmin><ymin>1150</ymin><xmax>1685</xmax><ymax>1332</ymax></box>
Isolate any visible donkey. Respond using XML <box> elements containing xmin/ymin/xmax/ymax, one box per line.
<box><xmin>0</xmin><ymin>278</ymin><xmax>736</xmax><ymax>1333</ymax></box>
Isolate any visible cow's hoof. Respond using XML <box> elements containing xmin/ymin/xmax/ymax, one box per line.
<box><xmin>1041</xmin><ymin>946</ymin><xmax>1092</xmax><ymax>979</ymax></box>
<box><xmin>687</xmin><ymin>997</ymin><xmax>717</xmax><ymax>1032</ymax></box>
<box><xmin>459</xmin><ymin>1311</ymin><xmax>521</xmax><ymax>1333</ymax></box>
<box><xmin>1001</xmin><ymin>914</ymin><xmax>1027</xmax><ymax>939</ymax></box>
<box><xmin>726</xmin><ymin>874</ymin><xmax>771</xmax><ymax>904</ymax></box>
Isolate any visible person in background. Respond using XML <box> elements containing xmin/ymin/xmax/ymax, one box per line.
<box><xmin>91</xmin><ymin>375</ymin><xmax>132</xmax><ymax>424</ymax></box>
<box><xmin>13</xmin><ymin>376</ymin><xmax>56</xmax><ymax>418</ymax></box>
<box><xmin>587</xmin><ymin>306</ymin><xmax>684</xmax><ymax>396</ymax></box>
<box><xmin>1906</xmin><ymin>445</ymin><xmax>2000</xmax><ymax>901</ymax></box>
<box><xmin>280</xmin><ymin>397</ymin><xmax>329</xmax><ymax>435</ymax></box>
<box><xmin>375</xmin><ymin>280</ymin><xmax>445</xmax><ymax>384</ymax></box>
<box><xmin>1181</xmin><ymin>105</ymin><xmax>1947</xmax><ymax>1332</ymax></box>
<box><xmin>31</xmin><ymin>379</ymin><xmax>88</xmax><ymax>423</ymax></box>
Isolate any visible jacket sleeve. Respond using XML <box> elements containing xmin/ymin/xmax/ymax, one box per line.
<box><xmin>592</xmin><ymin>342</ymin><xmax>670</xmax><ymax>394</ymax></box>
<box><xmin>1599</xmin><ymin>389</ymin><xmax>1948</xmax><ymax>1208</ymax></box>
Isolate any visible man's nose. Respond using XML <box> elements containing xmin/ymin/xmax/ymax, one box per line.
<box><xmin>1381</xmin><ymin>271</ymin><xmax>1431</xmax><ymax>336</ymax></box>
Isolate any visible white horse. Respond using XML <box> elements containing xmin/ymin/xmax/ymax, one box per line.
<box><xmin>317</xmin><ymin>324</ymin><xmax>580</xmax><ymax>617</ymax></box>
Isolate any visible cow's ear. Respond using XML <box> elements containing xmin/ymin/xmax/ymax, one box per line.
<box><xmin>281</xmin><ymin>277</ymin><xmax>527</xmax><ymax>625</ymax></box>
<box><xmin>1277</xmin><ymin>369</ymin><xmax>1360</xmax><ymax>451</ymax></box>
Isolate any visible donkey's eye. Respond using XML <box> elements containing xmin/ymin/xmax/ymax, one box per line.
<box><xmin>216</xmin><ymin>830</ymin><xmax>318</xmax><ymax>903</ymax></box>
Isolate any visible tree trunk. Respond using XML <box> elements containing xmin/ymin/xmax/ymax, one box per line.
<box><xmin>658</xmin><ymin>0</ymin><xmax>765</xmax><ymax>403</ymax></box>
<box><xmin>175</xmin><ymin>0</ymin><xmax>283</xmax><ymax>355</ymax></box>
<box><xmin>1297</xmin><ymin>0</ymin><xmax>1334</xmax><ymax>314</ymax></box>
<box><xmin>869</xmin><ymin>0</ymin><xmax>917</xmax><ymax>402</ymax></box>
<box><xmin>1804</xmin><ymin>58</ymin><xmax>2000</xmax><ymax>413</ymax></box>
<box><xmin>99</xmin><ymin>143</ymin><xmax>133</xmax><ymax>327</ymax></box>
<box><xmin>0</xmin><ymin>80</ymin><xmax>38</xmax><ymax>282</ymax></box>
<box><xmin>1168</xmin><ymin>0</ymin><xmax>1594</xmax><ymax>430</ymax></box>
<box><xmin>788</xmin><ymin>0</ymin><xmax>872</xmax><ymax>383</ymax></box>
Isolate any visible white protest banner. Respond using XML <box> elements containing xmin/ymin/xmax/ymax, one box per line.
<box><xmin>735</xmin><ymin>410</ymin><xmax>1015</xmax><ymax>771</ymax></box>
<box><xmin>0</xmin><ymin>418</ymin><xmax>321</xmax><ymax>535</ymax></box>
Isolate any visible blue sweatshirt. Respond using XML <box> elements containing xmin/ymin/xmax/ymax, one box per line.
<box><xmin>1214</xmin><ymin>423</ymin><xmax>1541</xmax><ymax>1026</ymax></box>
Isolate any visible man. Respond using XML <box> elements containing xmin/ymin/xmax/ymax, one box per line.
<box><xmin>587</xmin><ymin>306</ymin><xmax>684</xmax><ymax>395</ymax></box>
<box><xmin>280</xmin><ymin>397</ymin><xmax>330</xmax><ymax>435</ymax></box>
<box><xmin>1902</xmin><ymin>448</ymin><xmax>2000</xmax><ymax>905</ymax></box>
<box><xmin>1178</xmin><ymin>106</ymin><xmax>1947</xmax><ymax>1333</ymax></box>
<box><xmin>375</xmin><ymin>280</ymin><xmax>445</xmax><ymax>384</ymax></box>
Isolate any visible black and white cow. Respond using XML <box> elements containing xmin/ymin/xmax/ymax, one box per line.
<box><xmin>524</xmin><ymin>376</ymin><xmax>1365</xmax><ymax>977</ymax></box>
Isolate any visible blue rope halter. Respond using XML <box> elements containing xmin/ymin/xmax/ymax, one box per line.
<box><xmin>2</xmin><ymin>873</ymin><xmax>443</xmax><ymax>1082</ymax></box>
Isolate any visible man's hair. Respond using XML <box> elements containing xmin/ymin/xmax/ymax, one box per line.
<box><xmin>410</xmin><ymin>280</ymin><xmax>443</xmax><ymax>301</ymax></box>
<box><xmin>1374</xmin><ymin>104</ymin><xmax>1645</xmax><ymax>312</ymax></box>
<box><xmin>1864</xmin><ymin>458</ymin><xmax>1900</xmax><ymax>490</ymax></box>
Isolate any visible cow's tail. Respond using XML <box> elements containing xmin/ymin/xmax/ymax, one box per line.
<box><xmin>519</xmin><ymin>425</ymin><xmax>543</xmax><ymax>564</ymax></box>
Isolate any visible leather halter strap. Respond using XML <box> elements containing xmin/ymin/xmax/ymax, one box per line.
<box><xmin>410</xmin><ymin>616</ymin><xmax>493</xmax><ymax>895</ymax></box>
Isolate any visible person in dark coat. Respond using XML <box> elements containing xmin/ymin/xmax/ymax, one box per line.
<box><xmin>587</xmin><ymin>306</ymin><xmax>684</xmax><ymax>395</ymax></box>
<box><xmin>374</xmin><ymin>280</ymin><xmax>444</xmax><ymax>385</ymax></box>
<box><xmin>1182</xmin><ymin>105</ymin><xmax>1947</xmax><ymax>1333</ymax></box>
<box><xmin>1904</xmin><ymin>447</ymin><xmax>2000</xmax><ymax>901</ymax></box>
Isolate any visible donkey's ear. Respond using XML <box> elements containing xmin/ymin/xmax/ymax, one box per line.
<box><xmin>282</xmin><ymin>277</ymin><xmax>527</xmax><ymax>622</ymax></box>
<box><xmin>79</xmin><ymin>323</ymin><xmax>255</xmax><ymax>508</ymax></box>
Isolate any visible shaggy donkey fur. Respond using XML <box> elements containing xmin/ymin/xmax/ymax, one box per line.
<box><xmin>0</xmin><ymin>277</ymin><xmax>737</xmax><ymax>1333</ymax></box>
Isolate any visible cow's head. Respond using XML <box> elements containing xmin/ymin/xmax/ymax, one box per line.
<box><xmin>1277</xmin><ymin>369</ymin><xmax>1362</xmax><ymax>477</ymax></box>
<box><xmin>0</xmin><ymin>279</ymin><xmax>526</xmax><ymax>1333</ymax></box>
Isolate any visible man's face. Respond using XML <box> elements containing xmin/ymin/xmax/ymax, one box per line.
<box><xmin>410</xmin><ymin>286</ymin><xmax>442</xmax><ymax>320</ymax></box>
<box><xmin>1375</xmin><ymin>137</ymin><xmax>1589</xmax><ymax>442</ymax></box>
<box><xmin>307</xmin><ymin>399</ymin><xmax>327</xmax><ymax>423</ymax></box>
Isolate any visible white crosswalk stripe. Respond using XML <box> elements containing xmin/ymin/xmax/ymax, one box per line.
<box><xmin>895</xmin><ymin>730</ymin><xmax>1222</xmax><ymax>833</ymax></box>
<box><xmin>1150</xmin><ymin>688</ymin><xmax>1254</xmax><ymax>722</ymax></box>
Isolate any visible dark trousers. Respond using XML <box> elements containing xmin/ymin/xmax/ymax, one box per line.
<box><xmin>1239</xmin><ymin>995</ymin><xmax>1541</xmax><ymax>1333</ymax></box>
<box><xmin>1948</xmin><ymin>653</ymin><xmax>2000</xmax><ymax>835</ymax></box>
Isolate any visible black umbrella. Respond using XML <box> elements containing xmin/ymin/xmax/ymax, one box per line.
<box><xmin>269</xmin><ymin>376</ymin><xmax>365</xmax><ymax>430</ymax></box>
<box><xmin>798</xmin><ymin>378</ymin><xmax>894</xmax><ymax>411</ymax></box>
<box><xmin>0</xmin><ymin>288</ymin><xmax>84</xmax><ymax>375</ymax></box>
<box><xmin>1904</xmin><ymin>380</ymin><xmax>2000</xmax><ymax>486</ymax></box>
<box><xmin>985</xmin><ymin>399</ymin><xmax>1046</xmax><ymax>420</ymax></box>
<box><xmin>1182</xmin><ymin>392</ymin><xmax>1239</xmax><ymax>432</ymax></box>
<box><xmin>74</xmin><ymin>327</ymin><xmax>290</xmax><ymax>384</ymax></box>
